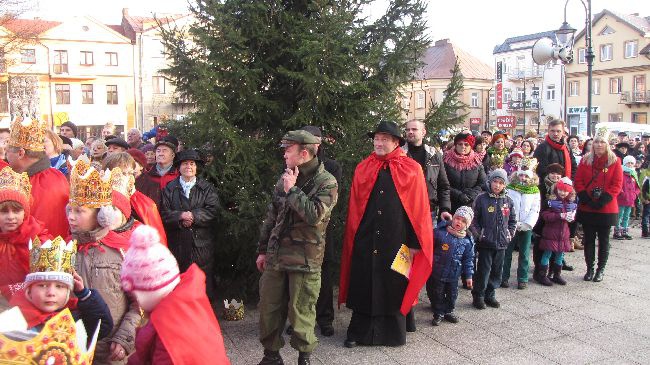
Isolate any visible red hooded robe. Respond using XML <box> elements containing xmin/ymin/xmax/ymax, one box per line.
<box><xmin>30</xmin><ymin>168</ymin><xmax>70</xmax><ymax>238</ymax></box>
<box><xmin>338</xmin><ymin>148</ymin><xmax>433</xmax><ymax>316</ymax></box>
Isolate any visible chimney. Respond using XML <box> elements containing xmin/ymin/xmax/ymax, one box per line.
<box><xmin>435</xmin><ymin>39</ymin><xmax>450</xmax><ymax>47</ymax></box>
<box><xmin>122</xmin><ymin>8</ymin><xmax>129</xmax><ymax>17</ymax></box>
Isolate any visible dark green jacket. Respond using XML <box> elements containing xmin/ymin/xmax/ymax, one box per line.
<box><xmin>257</xmin><ymin>158</ymin><xmax>338</xmax><ymax>273</ymax></box>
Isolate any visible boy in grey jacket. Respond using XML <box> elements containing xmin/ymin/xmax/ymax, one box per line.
<box><xmin>469</xmin><ymin>169</ymin><xmax>517</xmax><ymax>309</ymax></box>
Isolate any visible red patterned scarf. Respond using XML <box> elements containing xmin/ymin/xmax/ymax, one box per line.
<box><xmin>545</xmin><ymin>135</ymin><xmax>572</xmax><ymax>178</ymax></box>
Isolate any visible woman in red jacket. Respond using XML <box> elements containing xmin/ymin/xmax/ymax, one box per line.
<box><xmin>574</xmin><ymin>131</ymin><xmax>623</xmax><ymax>282</ymax></box>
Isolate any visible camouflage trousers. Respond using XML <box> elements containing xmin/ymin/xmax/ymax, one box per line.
<box><xmin>258</xmin><ymin>269</ymin><xmax>321</xmax><ymax>353</ymax></box>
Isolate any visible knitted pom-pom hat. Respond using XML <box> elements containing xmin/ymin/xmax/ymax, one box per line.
<box><xmin>121</xmin><ymin>225</ymin><xmax>180</xmax><ymax>294</ymax></box>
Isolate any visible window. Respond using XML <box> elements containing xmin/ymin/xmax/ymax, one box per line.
<box><xmin>600</xmin><ymin>44</ymin><xmax>613</xmax><ymax>61</ymax></box>
<box><xmin>106</xmin><ymin>85</ymin><xmax>118</xmax><ymax>104</ymax></box>
<box><xmin>55</xmin><ymin>84</ymin><xmax>70</xmax><ymax>104</ymax></box>
<box><xmin>504</xmin><ymin>89</ymin><xmax>511</xmax><ymax>103</ymax></box>
<box><xmin>578</xmin><ymin>48</ymin><xmax>586</xmax><ymax>64</ymax></box>
<box><xmin>632</xmin><ymin>113</ymin><xmax>647</xmax><ymax>124</ymax></box>
<box><xmin>516</xmin><ymin>87</ymin><xmax>524</xmax><ymax>101</ymax></box>
<box><xmin>609</xmin><ymin>77</ymin><xmax>622</xmax><ymax>94</ymax></box>
<box><xmin>489</xmin><ymin>94</ymin><xmax>495</xmax><ymax>108</ymax></box>
<box><xmin>81</xmin><ymin>84</ymin><xmax>93</xmax><ymax>104</ymax></box>
<box><xmin>53</xmin><ymin>50</ymin><xmax>68</xmax><ymax>73</ymax></box>
<box><xmin>625</xmin><ymin>40</ymin><xmax>638</xmax><ymax>58</ymax></box>
<box><xmin>152</xmin><ymin>76</ymin><xmax>167</xmax><ymax>94</ymax></box>
<box><xmin>531</xmin><ymin>86</ymin><xmax>539</xmax><ymax>99</ymax></box>
<box><xmin>20</xmin><ymin>49</ymin><xmax>36</xmax><ymax>63</ymax></box>
<box><xmin>80</xmin><ymin>51</ymin><xmax>93</xmax><ymax>65</ymax></box>
<box><xmin>471</xmin><ymin>92</ymin><xmax>479</xmax><ymax>107</ymax></box>
<box><xmin>546</xmin><ymin>85</ymin><xmax>555</xmax><ymax>100</ymax></box>
<box><xmin>105</xmin><ymin>52</ymin><xmax>118</xmax><ymax>66</ymax></box>
<box><xmin>593</xmin><ymin>79</ymin><xmax>600</xmax><ymax>95</ymax></box>
<box><xmin>569</xmin><ymin>81</ymin><xmax>579</xmax><ymax>96</ymax></box>
<box><xmin>599</xmin><ymin>26</ymin><xmax>615</xmax><ymax>35</ymax></box>
<box><xmin>401</xmin><ymin>94</ymin><xmax>410</xmax><ymax>110</ymax></box>
<box><xmin>608</xmin><ymin>113</ymin><xmax>623</xmax><ymax>122</ymax></box>
<box><xmin>416</xmin><ymin>91</ymin><xmax>425</xmax><ymax>109</ymax></box>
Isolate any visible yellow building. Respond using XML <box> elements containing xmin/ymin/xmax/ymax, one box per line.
<box><xmin>565</xmin><ymin>10</ymin><xmax>650</xmax><ymax>135</ymax></box>
<box><xmin>399</xmin><ymin>39</ymin><xmax>494</xmax><ymax>133</ymax></box>
<box><xmin>0</xmin><ymin>16</ymin><xmax>135</xmax><ymax>139</ymax></box>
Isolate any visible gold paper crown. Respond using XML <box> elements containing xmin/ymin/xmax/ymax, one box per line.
<box><xmin>520</xmin><ymin>156</ymin><xmax>539</xmax><ymax>173</ymax></box>
<box><xmin>28</xmin><ymin>236</ymin><xmax>77</xmax><ymax>275</ymax></box>
<box><xmin>0</xmin><ymin>308</ymin><xmax>99</xmax><ymax>364</ymax></box>
<box><xmin>0</xmin><ymin>166</ymin><xmax>31</xmax><ymax>200</ymax></box>
<box><xmin>69</xmin><ymin>155</ymin><xmax>116</xmax><ymax>208</ymax></box>
<box><xmin>9</xmin><ymin>116</ymin><xmax>46</xmax><ymax>152</ymax></box>
<box><xmin>110</xmin><ymin>168</ymin><xmax>135</xmax><ymax>198</ymax></box>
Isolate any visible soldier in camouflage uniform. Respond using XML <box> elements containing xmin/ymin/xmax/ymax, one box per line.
<box><xmin>256</xmin><ymin>130</ymin><xmax>338</xmax><ymax>365</ymax></box>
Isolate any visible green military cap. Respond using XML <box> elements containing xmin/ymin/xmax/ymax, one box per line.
<box><xmin>280</xmin><ymin>130</ymin><xmax>321</xmax><ymax>147</ymax></box>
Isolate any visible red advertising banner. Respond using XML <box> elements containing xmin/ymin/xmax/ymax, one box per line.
<box><xmin>470</xmin><ymin>118</ymin><xmax>481</xmax><ymax>125</ymax></box>
<box><xmin>496</xmin><ymin>83</ymin><xmax>502</xmax><ymax>110</ymax></box>
<box><xmin>496</xmin><ymin>115</ymin><xmax>516</xmax><ymax>129</ymax></box>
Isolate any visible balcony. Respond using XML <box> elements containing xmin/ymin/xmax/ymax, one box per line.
<box><xmin>507</xmin><ymin>68</ymin><xmax>544</xmax><ymax>81</ymax></box>
<box><xmin>507</xmin><ymin>99</ymin><xmax>540</xmax><ymax>111</ymax></box>
<box><xmin>620</xmin><ymin>91</ymin><xmax>650</xmax><ymax>105</ymax></box>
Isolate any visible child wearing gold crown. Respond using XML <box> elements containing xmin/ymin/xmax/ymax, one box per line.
<box><xmin>66</xmin><ymin>156</ymin><xmax>141</xmax><ymax>364</ymax></box>
<box><xmin>0</xmin><ymin>166</ymin><xmax>51</xmax><ymax>308</ymax></box>
<box><xmin>7</xmin><ymin>236</ymin><xmax>114</xmax><ymax>340</ymax></box>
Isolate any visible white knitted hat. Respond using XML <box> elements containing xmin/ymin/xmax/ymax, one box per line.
<box><xmin>120</xmin><ymin>225</ymin><xmax>180</xmax><ymax>294</ymax></box>
<box><xmin>454</xmin><ymin>206</ymin><xmax>474</xmax><ymax>225</ymax></box>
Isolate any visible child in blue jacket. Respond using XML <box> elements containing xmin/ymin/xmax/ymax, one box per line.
<box><xmin>427</xmin><ymin>206</ymin><xmax>475</xmax><ymax>326</ymax></box>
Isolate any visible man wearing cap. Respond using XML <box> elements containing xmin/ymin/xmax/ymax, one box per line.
<box><xmin>59</xmin><ymin>121</ymin><xmax>78</xmax><ymax>139</ymax></box>
<box><xmin>402</xmin><ymin>119</ymin><xmax>452</xmax><ymax>222</ymax></box>
<box><xmin>256</xmin><ymin>130</ymin><xmax>338</xmax><ymax>365</ymax></box>
<box><xmin>339</xmin><ymin>121</ymin><xmax>432</xmax><ymax>348</ymax></box>
<box><xmin>5</xmin><ymin>117</ymin><xmax>69</xmax><ymax>237</ymax></box>
<box><xmin>642</xmin><ymin>134</ymin><xmax>650</xmax><ymax>148</ymax></box>
<box><xmin>481</xmin><ymin>130</ymin><xmax>493</xmax><ymax>145</ymax></box>
<box><xmin>614</xmin><ymin>141</ymin><xmax>630</xmax><ymax>161</ymax></box>
<box><xmin>299</xmin><ymin>125</ymin><xmax>342</xmax><ymax>338</ymax></box>
<box><xmin>617</xmin><ymin>131</ymin><xmax>628</xmax><ymax>144</ymax></box>
<box><xmin>148</xmin><ymin>136</ymin><xmax>180</xmax><ymax>190</ymax></box>
<box><xmin>105</xmin><ymin>137</ymin><xmax>130</xmax><ymax>155</ymax></box>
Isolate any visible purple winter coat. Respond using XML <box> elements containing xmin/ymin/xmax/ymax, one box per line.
<box><xmin>540</xmin><ymin>199</ymin><xmax>575</xmax><ymax>253</ymax></box>
<box><xmin>617</xmin><ymin>173</ymin><xmax>640</xmax><ymax>207</ymax></box>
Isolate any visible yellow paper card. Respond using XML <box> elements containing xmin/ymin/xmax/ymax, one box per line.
<box><xmin>391</xmin><ymin>244</ymin><xmax>412</xmax><ymax>279</ymax></box>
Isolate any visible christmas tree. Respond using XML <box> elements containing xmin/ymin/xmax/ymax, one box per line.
<box><xmin>158</xmin><ymin>0</ymin><xmax>429</xmax><ymax>300</ymax></box>
<box><xmin>423</xmin><ymin>57</ymin><xmax>469</xmax><ymax>137</ymax></box>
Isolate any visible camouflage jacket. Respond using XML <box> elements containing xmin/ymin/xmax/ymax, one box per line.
<box><xmin>257</xmin><ymin>158</ymin><xmax>338</xmax><ymax>273</ymax></box>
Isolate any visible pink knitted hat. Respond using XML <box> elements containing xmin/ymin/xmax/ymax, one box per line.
<box><xmin>120</xmin><ymin>225</ymin><xmax>180</xmax><ymax>293</ymax></box>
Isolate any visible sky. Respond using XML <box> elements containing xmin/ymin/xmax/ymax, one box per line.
<box><xmin>25</xmin><ymin>0</ymin><xmax>650</xmax><ymax>65</ymax></box>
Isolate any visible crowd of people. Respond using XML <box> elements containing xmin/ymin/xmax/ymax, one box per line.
<box><xmin>0</xmin><ymin>115</ymin><xmax>639</xmax><ymax>365</ymax></box>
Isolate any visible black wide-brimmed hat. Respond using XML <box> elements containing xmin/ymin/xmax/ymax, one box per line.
<box><xmin>367</xmin><ymin>121</ymin><xmax>406</xmax><ymax>146</ymax></box>
<box><xmin>174</xmin><ymin>149</ymin><xmax>203</xmax><ymax>167</ymax></box>
<box><xmin>105</xmin><ymin>137</ymin><xmax>129</xmax><ymax>150</ymax></box>
<box><xmin>615</xmin><ymin>142</ymin><xmax>631</xmax><ymax>149</ymax></box>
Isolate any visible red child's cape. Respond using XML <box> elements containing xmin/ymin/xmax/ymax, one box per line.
<box><xmin>130</xmin><ymin>191</ymin><xmax>168</xmax><ymax>246</ymax></box>
<box><xmin>338</xmin><ymin>147</ymin><xmax>433</xmax><ymax>316</ymax></box>
<box><xmin>151</xmin><ymin>264</ymin><xmax>230</xmax><ymax>365</ymax></box>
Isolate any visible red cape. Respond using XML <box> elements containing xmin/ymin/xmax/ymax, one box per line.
<box><xmin>338</xmin><ymin>148</ymin><xmax>433</xmax><ymax>316</ymax></box>
<box><xmin>130</xmin><ymin>191</ymin><xmax>168</xmax><ymax>246</ymax></box>
<box><xmin>9</xmin><ymin>288</ymin><xmax>78</xmax><ymax>328</ymax></box>
<box><xmin>30</xmin><ymin>168</ymin><xmax>70</xmax><ymax>238</ymax></box>
<box><xmin>0</xmin><ymin>216</ymin><xmax>51</xmax><ymax>301</ymax></box>
<box><xmin>151</xmin><ymin>264</ymin><xmax>230</xmax><ymax>365</ymax></box>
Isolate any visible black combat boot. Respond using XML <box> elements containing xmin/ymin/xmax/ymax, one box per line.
<box><xmin>258</xmin><ymin>349</ymin><xmax>284</xmax><ymax>365</ymax></box>
<box><xmin>298</xmin><ymin>352</ymin><xmax>311</xmax><ymax>365</ymax></box>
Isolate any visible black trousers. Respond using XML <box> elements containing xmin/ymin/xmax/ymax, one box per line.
<box><xmin>316</xmin><ymin>226</ymin><xmax>335</xmax><ymax>327</ymax></box>
<box><xmin>428</xmin><ymin>279</ymin><xmax>459</xmax><ymax>315</ymax></box>
<box><xmin>472</xmin><ymin>247</ymin><xmax>505</xmax><ymax>300</ymax></box>
<box><xmin>582</xmin><ymin>224</ymin><xmax>611</xmax><ymax>270</ymax></box>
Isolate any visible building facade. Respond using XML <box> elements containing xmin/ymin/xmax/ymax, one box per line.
<box><xmin>399</xmin><ymin>39</ymin><xmax>493</xmax><ymax>134</ymax></box>
<box><xmin>565</xmin><ymin>10</ymin><xmax>650</xmax><ymax>135</ymax></box>
<box><xmin>493</xmin><ymin>31</ymin><xmax>564</xmax><ymax>136</ymax></box>
<box><xmin>0</xmin><ymin>16</ymin><xmax>135</xmax><ymax>139</ymax></box>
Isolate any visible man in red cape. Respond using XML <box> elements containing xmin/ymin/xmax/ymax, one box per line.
<box><xmin>6</xmin><ymin>117</ymin><xmax>69</xmax><ymax>238</ymax></box>
<box><xmin>339</xmin><ymin>121</ymin><xmax>433</xmax><ymax>348</ymax></box>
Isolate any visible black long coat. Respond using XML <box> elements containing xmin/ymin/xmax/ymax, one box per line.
<box><xmin>444</xmin><ymin>163</ymin><xmax>487</xmax><ymax>213</ymax></box>
<box><xmin>160</xmin><ymin>177</ymin><xmax>220</xmax><ymax>270</ymax></box>
<box><xmin>346</xmin><ymin>167</ymin><xmax>419</xmax><ymax>316</ymax></box>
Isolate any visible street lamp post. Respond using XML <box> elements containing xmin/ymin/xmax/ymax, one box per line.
<box><xmin>523</xmin><ymin>76</ymin><xmax>527</xmax><ymax>135</ymax></box>
<box><xmin>557</xmin><ymin>0</ymin><xmax>593</xmax><ymax>136</ymax></box>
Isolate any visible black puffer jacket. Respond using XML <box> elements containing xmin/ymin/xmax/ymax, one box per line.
<box><xmin>470</xmin><ymin>190</ymin><xmax>517</xmax><ymax>250</ymax></box>
<box><xmin>443</xmin><ymin>150</ymin><xmax>487</xmax><ymax>213</ymax></box>
<box><xmin>533</xmin><ymin>140</ymin><xmax>577</xmax><ymax>182</ymax></box>
<box><xmin>161</xmin><ymin>177</ymin><xmax>220</xmax><ymax>250</ymax></box>
<box><xmin>403</xmin><ymin>144</ymin><xmax>451</xmax><ymax>214</ymax></box>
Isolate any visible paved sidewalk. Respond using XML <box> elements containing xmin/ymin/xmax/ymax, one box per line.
<box><xmin>220</xmin><ymin>228</ymin><xmax>650</xmax><ymax>364</ymax></box>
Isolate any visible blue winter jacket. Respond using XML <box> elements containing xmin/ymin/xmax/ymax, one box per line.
<box><xmin>470</xmin><ymin>190</ymin><xmax>517</xmax><ymax>250</ymax></box>
<box><xmin>432</xmin><ymin>221</ymin><xmax>474</xmax><ymax>282</ymax></box>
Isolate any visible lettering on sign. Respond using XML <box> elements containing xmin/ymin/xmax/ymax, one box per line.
<box><xmin>496</xmin><ymin>115</ymin><xmax>516</xmax><ymax>129</ymax></box>
<box><xmin>470</xmin><ymin>118</ymin><xmax>481</xmax><ymax>125</ymax></box>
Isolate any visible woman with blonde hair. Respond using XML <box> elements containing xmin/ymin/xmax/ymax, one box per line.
<box><xmin>574</xmin><ymin>130</ymin><xmax>623</xmax><ymax>282</ymax></box>
<box><xmin>44</xmin><ymin>129</ymin><xmax>67</xmax><ymax>175</ymax></box>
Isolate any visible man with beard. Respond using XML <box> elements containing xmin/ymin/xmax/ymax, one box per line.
<box><xmin>339</xmin><ymin>121</ymin><xmax>432</xmax><ymax>348</ymax></box>
<box><xmin>402</xmin><ymin>119</ymin><xmax>451</xmax><ymax>222</ymax></box>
